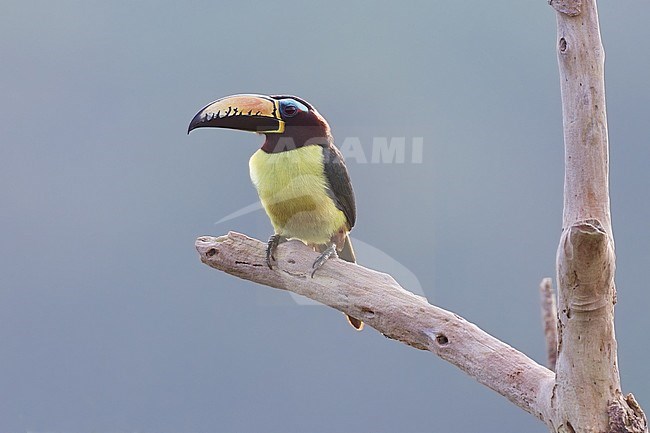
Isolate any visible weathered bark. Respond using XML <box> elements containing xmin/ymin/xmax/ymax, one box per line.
<box><xmin>550</xmin><ymin>0</ymin><xmax>647</xmax><ymax>431</ymax></box>
<box><xmin>196</xmin><ymin>233</ymin><xmax>556</xmax><ymax>421</ymax></box>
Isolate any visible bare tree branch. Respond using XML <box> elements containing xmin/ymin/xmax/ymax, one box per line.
<box><xmin>539</xmin><ymin>278</ymin><xmax>558</xmax><ymax>371</ymax></box>
<box><xmin>196</xmin><ymin>232</ymin><xmax>556</xmax><ymax>423</ymax></box>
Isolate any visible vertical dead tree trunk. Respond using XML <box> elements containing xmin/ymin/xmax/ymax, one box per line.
<box><xmin>549</xmin><ymin>0</ymin><xmax>647</xmax><ymax>431</ymax></box>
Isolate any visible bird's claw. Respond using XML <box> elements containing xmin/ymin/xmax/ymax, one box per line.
<box><xmin>266</xmin><ymin>234</ymin><xmax>282</xmax><ymax>269</ymax></box>
<box><xmin>311</xmin><ymin>243</ymin><xmax>338</xmax><ymax>278</ymax></box>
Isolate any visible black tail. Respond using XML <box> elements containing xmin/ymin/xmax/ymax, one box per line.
<box><xmin>339</xmin><ymin>234</ymin><xmax>363</xmax><ymax>331</ymax></box>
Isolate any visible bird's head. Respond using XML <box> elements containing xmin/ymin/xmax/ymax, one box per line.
<box><xmin>188</xmin><ymin>94</ymin><xmax>332</xmax><ymax>153</ymax></box>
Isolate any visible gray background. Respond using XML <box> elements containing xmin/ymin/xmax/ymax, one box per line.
<box><xmin>2</xmin><ymin>1</ymin><xmax>649</xmax><ymax>432</ymax></box>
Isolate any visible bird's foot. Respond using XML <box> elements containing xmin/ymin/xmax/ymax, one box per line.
<box><xmin>266</xmin><ymin>234</ymin><xmax>284</xmax><ymax>269</ymax></box>
<box><xmin>311</xmin><ymin>243</ymin><xmax>338</xmax><ymax>278</ymax></box>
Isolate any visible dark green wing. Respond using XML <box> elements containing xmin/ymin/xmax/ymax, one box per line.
<box><xmin>323</xmin><ymin>144</ymin><xmax>356</xmax><ymax>229</ymax></box>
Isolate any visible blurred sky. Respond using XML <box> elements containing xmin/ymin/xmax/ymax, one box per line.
<box><xmin>1</xmin><ymin>1</ymin><xmax>649</xmax><ymax>432</ymax></box>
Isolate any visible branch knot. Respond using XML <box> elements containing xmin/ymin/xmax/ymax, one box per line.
<box><xmin>549</xmin><ymin>0</ymin><xmax>582</xmax><ymax>16</ymax></box>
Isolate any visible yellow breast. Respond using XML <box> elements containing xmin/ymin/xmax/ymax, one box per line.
<box><xmin>249</xmin><ymin>145</ymin><xmax>347</xmax><ymax>245</ymax></box>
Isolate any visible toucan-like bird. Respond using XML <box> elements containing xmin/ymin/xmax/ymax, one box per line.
<box><xmin>188</xmin><ymin>94</ymin><xmax>363</xmax><ymax>330</ymax></box>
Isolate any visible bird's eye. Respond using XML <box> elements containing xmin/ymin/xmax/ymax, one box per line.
<box><xmin>282</xmin><ymin>104</ymin><xmax>298</xmax><ymax>117</ymax></box>
<box><xmin>279</xmin><ymin>98</ymin><xmax>308</xmax><ymax>118</ymax></box>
